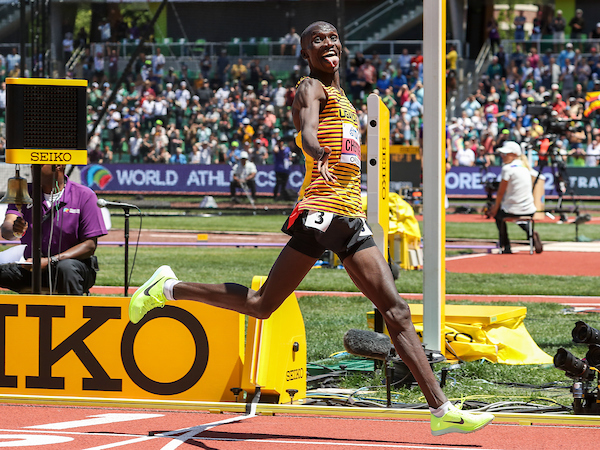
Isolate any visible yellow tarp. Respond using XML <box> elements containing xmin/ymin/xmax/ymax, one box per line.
<box><xmin>362</xmin><ymin>192</ymin><xmax>421</xmax><ymax>239</ymax></box>
<box><xmin>368</xmin><ymin>305</ymin><xmax>553</xmax><ymax>365</ymax></box>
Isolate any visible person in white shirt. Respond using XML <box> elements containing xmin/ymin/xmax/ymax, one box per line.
<box><xmin>152</xmin><ymin>47</ymin><xmax>166</xmax><ymax>81</ymax></box>
<box><xmin>175</xmin><ymin>81</ymin><xmax>191</xmax><ymax>110</ymax></box>
<box><xmin>230</xmin><ymin>151</ymin><xmax>256</xmax><ymax>202</ymax></box>
<box><xmin>128</xmin><ymin>128</ymin><xmax>143</xmax><ymax>163</ymax></box>
<box><xmin>489</xmin><ymin>141</ymin><xmax>542</xmax><ymax>254</ymax></box>
<box><xmin>585</xmin><ymin>135</ymin><xmax>600</xmax><ymax>166</ymax></box>
<box><xmin>189</xmin><ymin>143</ymin><xmax>202</xmax><ymax>164</ymax></box>
<box><xmin>199</xmin><ymin>141</ymin><xmax>213</xmax><ymax>165</ymax></box>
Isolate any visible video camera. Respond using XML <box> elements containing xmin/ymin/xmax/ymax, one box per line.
<box><xmin>527</xmin><ymin>104</ymin><xmax>587</xmax><ymax>135</ymax></box>
<box><xmin>553</xmin><ymin>321</ymin><xmax>600</xmax><ymax>415</ymax></box>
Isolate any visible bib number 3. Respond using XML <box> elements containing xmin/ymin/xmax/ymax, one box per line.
<box><xmin>305</xmin><ymin>210</ymin><xmax>334</xmax><ymax>232</ymax></box>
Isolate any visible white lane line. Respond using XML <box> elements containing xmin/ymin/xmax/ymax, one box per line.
<box><xmin>157</xmin><ymin>389</ymin><xmax>261</xmax><ymax>450</ymax></box>
<box><xmin>26</xmin><ymin>413</ymin><xmax>164</xmax><ymax>430</ymax></box>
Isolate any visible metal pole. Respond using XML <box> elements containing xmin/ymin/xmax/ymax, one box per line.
<box><xmin>422</xmin><ymin>0</ymin><xmax>446</xmax><ymax>353</ymax></box>
<box><xmin>123</xmin><ymin>207</ymin><xmax>130</xmax><ymax>296</ymax></box>
<box><xmin>32</xmin><ymin>165</ymin><xmax>42</xmax><ymax>294</ymax></box>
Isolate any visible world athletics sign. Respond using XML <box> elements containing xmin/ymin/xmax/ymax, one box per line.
<box><xmin>80</xmin><ymin>164</ymin><xmax>600</xmax><ymax>197</ymax></box>
<box><xmin>80</xmin><ymin>164</ymin><xmax>306</xmax><ymax>195</ymax></box>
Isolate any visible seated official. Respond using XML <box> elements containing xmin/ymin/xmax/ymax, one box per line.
<box><xmin>489</xmin><ymin>141</ymin><xmax>542</xmax><ymax>254</ymax></box>
<box><xmin>0</xmin><ymin>164</ymin><xmax>107</xmax><ymax>295</ymax></box>
<box><xmin>230</xmin><ymin>151</ymin><xmax>257</xmax><ymax>203</ymax></box>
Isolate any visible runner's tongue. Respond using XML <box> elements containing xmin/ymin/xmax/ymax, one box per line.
<box><xmin>325</xmin><ymin>54</ymin><xmax>339</xmax><ymax>67</ymax></box>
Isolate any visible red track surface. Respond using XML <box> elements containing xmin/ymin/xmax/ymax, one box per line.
<box><xmin>2</xmin><ymin>219</ymin><xmax>599</xmax><ymax>448</ymax></box>
<box><xmin>0</xmin><ymin>404</ymin><xmax>597</xmax><ymax>449</ymax></box>
<box><xmin>445</xmin><ymin>251</ymin><xmax>599</xmax><ymax>276</ymax></box>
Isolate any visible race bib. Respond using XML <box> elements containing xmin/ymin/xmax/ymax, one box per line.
<box><xmin>359</xmin><ymin>218</ymin><xmax>373</xmax><ymax>237</ymax></box>
<box><xmin>305</xmin><ymin>210</ymin><xmax>334</xmax><ymax>232</ymax></box>
<box><xmin>340</xmin><ymin>123</ymin><xmax>361</xmax><ymax>167</ymax></box>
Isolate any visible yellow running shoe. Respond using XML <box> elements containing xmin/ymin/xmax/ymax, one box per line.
<box><xmin>129</xmin><ymin>265</ymin><xmax>177</xmax><ymax>324</ymax></box>
<box><xmin>430</xmin><ymin>404</ymin><xmax>494</xmax><ymax>436</ymax></box>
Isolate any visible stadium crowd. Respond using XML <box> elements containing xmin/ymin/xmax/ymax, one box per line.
<box><xmin>0</xmin><ymin>10</ymin><xmax>599</xmax><ymax>171</ymax></box>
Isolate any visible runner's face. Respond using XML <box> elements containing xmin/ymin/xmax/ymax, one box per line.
<box><xmin>302</xmin><ymin>24</ymin><xmax>342</xmax><ymax>72</ymax></box>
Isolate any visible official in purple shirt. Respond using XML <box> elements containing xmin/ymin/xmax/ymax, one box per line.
<box><xmin>0</xmin><ymin>164</ymin><xmax>107</xmax><ymax>294</ymax></box>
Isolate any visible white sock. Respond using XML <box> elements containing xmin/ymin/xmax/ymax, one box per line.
<box><xmin>430</xmin><ymin>401</ymin><xmax>452</xmax><ymax>418</ymax></box>
<box><xmin>163</xmin><ymin>279</ymin><xmax>181</xmax><ymax>301</ymax></box>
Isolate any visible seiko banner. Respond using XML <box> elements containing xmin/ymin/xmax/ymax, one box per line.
<box><xmin>80</xmin><ymin>164</ymin><xmax>600</xmax><ymax>197</ymax></box>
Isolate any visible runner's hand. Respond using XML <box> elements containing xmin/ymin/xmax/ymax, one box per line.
<box><xmin>317</xmin><ymin>146</ymin><xmax>337</xmax><ymax>184</ymax></box>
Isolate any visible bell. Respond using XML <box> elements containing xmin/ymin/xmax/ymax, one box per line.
<box><xmin>0</xmin><ymin>169</ymin><xmax>33</xmax><ymax>206</ymax></box>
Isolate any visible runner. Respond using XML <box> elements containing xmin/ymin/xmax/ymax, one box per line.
<box><xmin>129</xmin><ymin>21</ymin><xmax>494</xmax><ymax>436</ymax></box>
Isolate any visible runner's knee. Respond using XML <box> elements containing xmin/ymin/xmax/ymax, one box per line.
<box><xmin>380</xmin><ymin>301</ymin><xmax>413</xmax><ymax>332</ymax></box>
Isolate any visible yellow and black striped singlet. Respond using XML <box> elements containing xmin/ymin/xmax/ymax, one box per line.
<box><xmin>295</xmin><ymin>78</ymin><xmax>364</xmax><ymax>218</ymax></box>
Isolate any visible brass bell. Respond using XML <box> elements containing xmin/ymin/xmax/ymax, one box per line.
<box><xmin>0</xmin><ymin>168</ymin><xmax>33</xmax><ymax>206</ymax></box>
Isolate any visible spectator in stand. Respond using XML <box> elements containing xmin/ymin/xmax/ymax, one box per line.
<box><xmin>6</xmin><ymin>47</ymin><xmax>21</xmax><ymax>77</ymax></box>
<box><xmin>170</xmin><ymin>146</ymin><xmax>187</xmax><ymax>164</ymax></box>
<box><xmin>569</xmin><ymin>9</ymin><xmax>585</xmax><ymax>44</ymax></box>
<box><xmin>251</xmin><ymin>138</ymin><xmax>268</xmax><ymax>165</ymax></box>
<box><xmin>200</xmin><ymin>54</ymin><xmax>212</xmax><ymax>80</ymax></box>
<box><xmin>152</xmin><ymin>47</ymin><xmax>166</xmax><ymax>85</ymax></box>
<box><xmin>272</xmin><ymin>79</ymin><xmax>287</xmax><ymax>118</ymax></box>
<box><xmin>446</xmin><ymin>45</ymin><xmax>458</xmax><ymax>92</ymax></box>
<box><xmin>561</xmin><ymin>58</ymin><xmax>576</xmax><ymax>98</ymax></box>
<box><xmin>527</xmin><ymin>46</ymin><xmax>540</xmax><ymax>69</ymax></box>
<box><xmin>558</xmin><ymin>42</ymin><xmax>575</xmax><ymax>69</ymax></box>
<box><xmin>487</xmin><ymin>19</ymin><xmax>500</xmax><ymax>52</ymax></box>
<box><xmin>280</xmin><ymin>26</ymin><xmax>301</xmax><ymax>56</ymax></box>
<box><xmin>189</xmin><ymin>143</ymin><xmax>201</xmax><ymax>164</ymax></box>
<box><xmin>461</xmin><ymin>94</ymin><xmax>481</xmax><ymax>117</ymax></box>
<box><xmin>272</xmin><ymin>139</ymin><xmax>292</xmax><ymax>200</ymax></box>
<box><xmin>94</xmin><ymin>48</ymin><xmax>105</xmax><ymax>83</ymax></box>
<box><xmin>530</xmin><ymin>10</ymin><xmax>544</xmax><ymax>41</ymax></box>
<box><xmin>63</xmin><ymin>32</ymin><xmax>74</xmax><ymax>67</ymax></box>
<box><xmin>128</xmin><ymin>127</ymin><xmax>142</xmax><ymax>163</ymax></box>
<box><xmin>510</xmin><ymin>43</ymin><xmax>526</xmax><ymax>71</ymax></box>
<box><xmin>98</xmin><ymin>19</ymin><xmax>111</xmax><ymax>43</ymax></box>
<box><xmin>216</xmin><ymin>49</ymin><xmax>231</xmax><ymax>86</ymax></box>
<box><xmin>360</xmin><ymin>58</ymin><xmax>377</xmax><ymax>96</ymax></box>
<box><xmin>76</xmin><ymin>27</ymin><xmax>88</xmax><ymax>49</ymax></box>
<box><xmin>200</xmin><ymin>141</ymin><xmax>215</xmax><ymax>164</ymax></box>
<box><xmin>397</xmin><ymin>48</ymin><xmax>411</xmax><ymax>76</ymax></box>
<box><xmin>230</xmin><ymin>58</ymin><xmax>248</xmax><ymax>85</ymax></box>
<box><xmin>514</xmin><ymin>10</ymin><xmax>527</xmax><ymax>42</ymax></box>
<box><xmin>496</xmin><ymin>45</ymin><xmax>508</xmax><ymax>70</ymax></box>
<box><xmin>585</xmin><ymin>126</ymin><xmax>600</xmax><ymax>166</ymax></box>
<box><xmin>552</xmin><ymin>10</ymin><xmax>567</xmax><ymax>50</ymax></box>
<box><xmin>590</xmin><ymin>23</ymin><xmax>600</xmax><ymax>42</ymax></box>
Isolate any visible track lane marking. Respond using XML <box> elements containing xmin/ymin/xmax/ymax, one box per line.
<box><xmin>26</xmin><ymin>413</ymin><xmax>164</xmax><ymax>430</ymax></box>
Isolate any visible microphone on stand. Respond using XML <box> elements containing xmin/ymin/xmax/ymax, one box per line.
<box><xmin>96</xmin><ymin>198</ymin><xmax>140</xmax><ymax>296</ymax></box>
<box><xmin>97</xmin><ymin>198</ymin><xmax>139</xmax><ymax>209</ymax></box>
<box><xmin>343</xmin><ymin>329</ymin><xmax>398</xmax><ymax>362</ymax></box>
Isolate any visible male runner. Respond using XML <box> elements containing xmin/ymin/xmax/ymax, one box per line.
<box><xmin>129</xmin><ymin>21</ymin><xmax>493</xmax><ymax>436</ymax></box>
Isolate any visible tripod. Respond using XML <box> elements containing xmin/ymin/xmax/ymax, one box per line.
<box><xmin>532</xmin><ymin>135</ymin><xmax>580</xmax><ymax>223</ymax></box>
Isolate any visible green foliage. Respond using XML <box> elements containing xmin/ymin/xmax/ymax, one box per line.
<box><xmin>74</xmin><ymin>6</ymin><xmax>92</xmax><ymax>37</ymax></box>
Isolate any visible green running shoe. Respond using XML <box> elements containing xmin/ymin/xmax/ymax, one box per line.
<box><xmin>129</xmin><ymin>265</ymin><xmax>177</xmax><ymax>324</ymax></box>
<box><xmin>430</xmin><ymin>404</ymin><xmax>494</xmax><ymax>436</ymax></box>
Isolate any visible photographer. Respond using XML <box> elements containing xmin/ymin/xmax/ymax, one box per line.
<box><xmin>489</xmin><ymin>141</ymin><xmax>543</xmax><ymax>254</ymax></box>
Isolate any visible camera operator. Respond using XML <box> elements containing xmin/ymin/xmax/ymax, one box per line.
<box><xmin>489</xmin><ymin>141</ymin><xmax>543</xmax><ymax>254</ymax></box>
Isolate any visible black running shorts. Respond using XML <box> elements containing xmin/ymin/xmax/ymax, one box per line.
<box><xmin>282</xmin><ymin>209</ymin><xmax>376</xmax><ymax>260</ymax></box>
